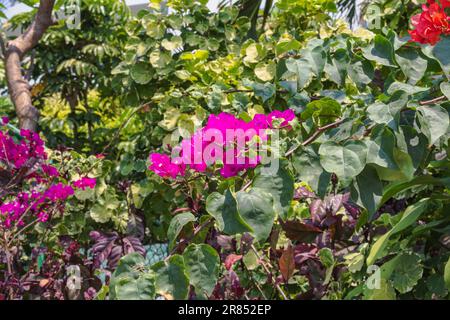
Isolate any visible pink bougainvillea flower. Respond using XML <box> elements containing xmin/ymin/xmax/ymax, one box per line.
<box><xmin>0</xmin><ymin>125</ymin><xmax>77</xmax><ymax>229</ymax></box>
<box><xmin>41</xmin><ymin>164</ymin><xmax>59</xmax><ymax>177</ymax></box>
<box><xmin>37</xmin><ymin>212</ymin><xmax>49</xmax><ymax>223</ymax></box>
<box><xmin>73</xmin><ymin>177</ymin><xmax>97</xmax><ymax>190</ymax></box>
<box><xmin>148</xmin><ymin>110</ymin><xmax>296</xmax><ymax>179</ymax></box>
<box><xmin>268</xmin><ymin>109</ymin><xmax>296</xmax><ymax>128</ymax></box>
<box><xmin>1</xmin><ymin>116</ymin><xmax>9</xmax><ymax>125</ymax></box>
<box><xmin>149</xmin><ymin>153</ymin><xmax>185</xmax><ymax>179</ymax></box>
<box><xmin>43</xmin><ymin>183</ymin><xmax>74</xmax><ymax>201</ymax></box>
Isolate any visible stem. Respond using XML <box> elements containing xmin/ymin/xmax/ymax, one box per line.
<box><xmin>250</xmin><ymin>244</ymin><xmax>288</xmax><ymax>300</ymax></box>
<box><xmin>285</xmin><ymin>118</ymin><xmax>345</xmax><ymax>157</ymax></box>
<box><xmin>100</xmin><ymin>104</ymin><xmax>147</xmax><ymax>155</ymax></box>
<box><xmin>167</xmin><ymin>218</ymin><xmax>214</xmax><ymax>257</ymax></box>
<box><xmin>419</xmin><ymin>95</ymin><xmax>447</xmax><ymax>105</ymax></box>
<box><xmin>7</xmin><ymin>218</ymin><xmax>40</xmax><ymax>246</ymax></box>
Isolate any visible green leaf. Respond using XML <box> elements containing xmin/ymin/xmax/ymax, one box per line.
<box><xmin>380</xmin><ymin>176</ymin><xmax>450</xmax><ymax>208</ymax></box>
<box><xmin>90</xmin><ymin>203</ymin><xmax>113</xmax><ymax>223</ymax></box>
<box><xmin>324</xmin><ymin>48</ymin><xmax>349</xmax><ymax>86</ymax></box>
<box><xmin>150</xmin><ymin>50</ymin><xmax>172</xmax><ymax>68</ymax></box>
<box><xmin>161</xmin><ymin>35</ymin><xmax>183</xmax><ymax>51</ymax></box>
<box><xmin>146</xmin><ymin>20</ymin><xmax>166</xmax><ymax>39</ymax></box>
<box><xmin>167</xmin><ymin>212</ymin><xmax>196</xmax><ymax>250</ymax></box>
<box><xmin>440</xmin><ymin>82</ymin><xmax>450</xmax><ymax>100</ymax></box>
<box><xmin>152</xmin><ymin>255</ymin><xmax>189</xmax><ymax>300</ymax></box>
<box><xmin>302</xmin><ymin>44</ymin><xmax>327</xmax><ymax>77</ymax></box>
<box><xmin>293</xmin><ymin>146</ymin><xmax>331</xmax><ymax>197</ymax></box>
<box><xmin>110</xmin><ymin>253</ymin><xmax>156</xmax><ymax>300</ymax></box>
<box><xmin>367</xmin><ymin>102</ymin><xmax>396</xmax><ymax>129</ymax></box>
<box><xmin>285</xmin><ymin>58</ymin><xmax>314</xmax><ymax>89</ymax></box>
<box><xmin>180</xmin><ymin>49</ymin><xmax>209</xmax><ymax>60</ymax></box>
<box><xmin>158</xmin><ymin>107</ymin><xmax>181</xmax><ymax>131</ymax></box>
<box><xmin>347</xmin><ymin>59</ymin><xmax>374</xmax><ymax>88</ymax></box>
<box><xmin>243</xmin><ymin>81</ymin><xmax>276</xmax><ymax>103</ymax></box>
<box><xmin>284</xmin><ymin>41</ymin><xmax>325</xmax><ymax>86</ymax></box>
<box><xmin>206</xmin><ymin>190</ymin><xmax>253</xmax><ymax>235</ymax></box>
<box><xmin>364</xmin><ymin>279</ymin><xmax>396</xmax><ymax>300</ymax></box>
<box><xmin>302</xmin><ymin>97</ymin><xmax>341</xmax><ymax>126</ymax></box>
<box><xmin>391</xmin><ymin>253</ymin><xmax>423</xmax><ymax>294</ymax></box>
<box><xmin>276</xmin><ymin>38</ymin><xmax>301</xmax><ymax>56</ymax></box>
<box><xmin>367</xmin><ymin>198</ymin><xmax>430</xmax><ymax>266</ymax></box>
<box><xmin>243</xmin><ymin>250</ymin><xmax>259</xmax><ymax>270</ymax></box>
<box><xmin>183</xmin><ymin>244</ymin><xmax>220</xmax><ymax>296</ymax></box>
<box><xmin>252</xmin><ymin>163</ymin><xmax>294</xmax><ymax>220</ymax></box>
<box><xmin>362</xmin><ymin>35</ymin><xmax>396</xmax><ymax>67</ymax></box>
<box><xmin>74</xmin><ymin>188</ymin><xmax>95</xmax><ymax>201</ymax></box>
<box><xmin>395</xmin><ymin>49</ymin><xmax>427</xmax><ymax>85</ymax></box>
<box><xmin>244</xmin><ymin>43</ymin><xmax>266</xmax><ymax>64</ymax></box>
<box><xmin>395</xmin><ymin>126</ymin><xmax>427</xmax><ymax>170</ymax></box>
<box><xmin>444</xmin><ymin>256</ymin><xmax>450</xmax><ymax>290</ymax></box>
<box><xmin>130</xmin><ymin>62</ymin><xmax>154</xmax><ymax>84</ymax></box>
<box><xmin>344</xmin><ymin>252</ymin><xmax>364</xmax><ymax>273</ymax></box>
<box><xmin>351</xmin><ymin>165</ymin><xmax>383</xmax><ymax>220</ymax></box>
<box><xmin>319</xmin><ymin>140</ymin><xmax>367</xmax><ymax>183</ymax></box>
<box><xmin>236</xmin><ymin>189</ymin><xmax>276</xmax><ymax>242</ymax></box>
<box><xmin>366</xmin><ymin>127</ymin><xmax>406</xmax><ymax>181</ymax></box>
<box><xmin>254</xmin><ymin>62</ymin><xmax>276</xmax><ymax>81</ymax></box>
<box><xmin>318</xmin><ymin>248</ymin><xmax>334</xmax><ymax>268</ymax></box>
<box><xmin>417</xmin><ymin>105</ymin><xmax>449</xmax><ymax>146</ymax></box>
<box><xmin>422</xmin><ymin>35</ymin><xmax>450</xmax><ymax>79</ymax></box>
<box><xmin>177</xmin><ymin>114</ymin><xmax>195</xmax><ymax>138</ymax></box>
<box><xmin>387</xmin><ymin>82</ymin><xmax>428</xmax><ymax>95</ymax></box>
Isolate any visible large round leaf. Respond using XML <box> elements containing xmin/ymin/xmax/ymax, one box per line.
<box><xmin>130</xmin><ymin>62</ymin><xmax>154</xmax><ymax>84</ymax></box>
<box><xmin>152</xmin><ymin>255</ymin><xmax>189</xmax><ymax>300</ymax></box>
<box><xmin>319</xmin><ymin>140</ymin><xmax>367</xmax><ymax>183</ymax></box>
<box><xmin>252</xmin><ymin>163</ymin><xmax>294</xmax><ymax>220</ymax></box>
<box><xmin>110</xmin><ymin>253</ymin><xmax>156</xmax><ymax>300</ymax></box>
<box><xmin>183</xmin><ymin>244</ymin><xmax>220</xmax><ymax>296</ymax></box>
<box><xmin>236</xmin><ymin>189</ymin><xmax>275</xmax><ymax>243</ymax></box>
<box><xmin>206</xmin><ymin>190</ymin><xmax>252</xmax><ymax>235</ymax></box>
<box><xmin>391</xmin><ymin>253</ymin><xmax>423</xmax><ymax>294</ymax></box>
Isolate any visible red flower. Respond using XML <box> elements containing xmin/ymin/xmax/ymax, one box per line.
<box><xmin>409</xmin><ymin>1</ymin><xmax>450</xmax><ymax>45</ymax></box>
<box><xmin>437</xmin><ymin>0</ymin><xmax>450</xmax><ymax>9</ymax></box>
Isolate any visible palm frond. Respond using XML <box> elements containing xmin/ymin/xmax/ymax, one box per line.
<box><xmin>218</xmin><ymin>0</ymin><xmax>273</xmax><ymax>39</ymax></box>
<box><xmin>337</xmin><ymin>0</ymin><xmax>358</xmax><ymax>25</ymax></box>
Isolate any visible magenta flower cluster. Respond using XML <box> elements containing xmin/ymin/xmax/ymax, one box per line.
<box><xmin>0</xmin><ymin>128</ymin><xmax>46</xmax><ymax>170</ymax></box>
<box><xmin>0</xmin><ymin>184</ymin><xmax>75</xmax><ymax>227</ymax></box>
<box><xmin>0</xmin><ymin>119</ymin><xmax>96</xmax><ymax>228</ymax></box>
<box><xmin>149</xmin><ymin>110</ymin><xmax>295</xmax><ymax>179</ymax></box>
<box><xmin>73</xmin><ymin>177</ymin><xmax>97</xmax><ymax>190</ymax></box>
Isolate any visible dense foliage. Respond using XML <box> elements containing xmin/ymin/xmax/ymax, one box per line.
<box><xmin>0</xmin><ymin>0</ymin><xmax>450</xmax><ymax>300</ymax></box>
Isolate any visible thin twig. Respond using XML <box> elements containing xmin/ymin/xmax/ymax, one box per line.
<box><xmin>222</xmin><ymin>88</ymin><xmax>289</xmax><ymax>94</ymax></box>
<box><xmin>250</xmin><ymin>244</ymin><xmax>288</xmax><ymax>300</ymax></box>
<box><xmin>419</xmin><ymin>95</ymin><xmax>447</xmax><ymax>105</ymax></box>
<box><xmin>167</xmin><ymin>217</ymin><xmax>214</xmax><ymax>257</ymax></box>
<box><xmin>285</xmin><ymin>118</ymin><xmax>345</xmax><ymax>157</ymax></box>
<box><xmin>100</xmin><ymin>104</ymin><xmax>148</xmax><ymax>154</ymax></box>
<box><xmin>7</xmin><ymin>218</ymin><xmax>40</xmax><ymax>246</ymax></box>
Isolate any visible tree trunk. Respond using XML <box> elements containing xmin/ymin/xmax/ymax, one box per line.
<box><xmin>4</xmin><ymin>0</ymin><xmax>56</xmax><ymax>131</ymax></box>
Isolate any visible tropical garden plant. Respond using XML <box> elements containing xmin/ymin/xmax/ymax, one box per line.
<box><xmin>0</xmin><ymin>0</ymin><xmax>449</xmax><ymax>300</ymax></box>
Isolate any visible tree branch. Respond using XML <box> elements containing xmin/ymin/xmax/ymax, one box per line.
<box><xmin>419</xmin><ymin>95</ymin><xmax>447</xmax><ymax>105</ymax></box>
<box><xmin>4</xmin><ymin>0</ymin><xmax>56</xmax><ymax>131</ymax></box>
<box><xmin>250</xmin><ymin>244</ymin><xmax>289</xmax><ymax>300</ymax></box>
<box><xmin>167</xmin><ymin>217</ymin><xmax>214</xmax><ymax>257</ymax></box>
<box><xmin>285</xmin><ymin>118</ymin><xmax>345</xmax><ymax>157</ymax></box>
